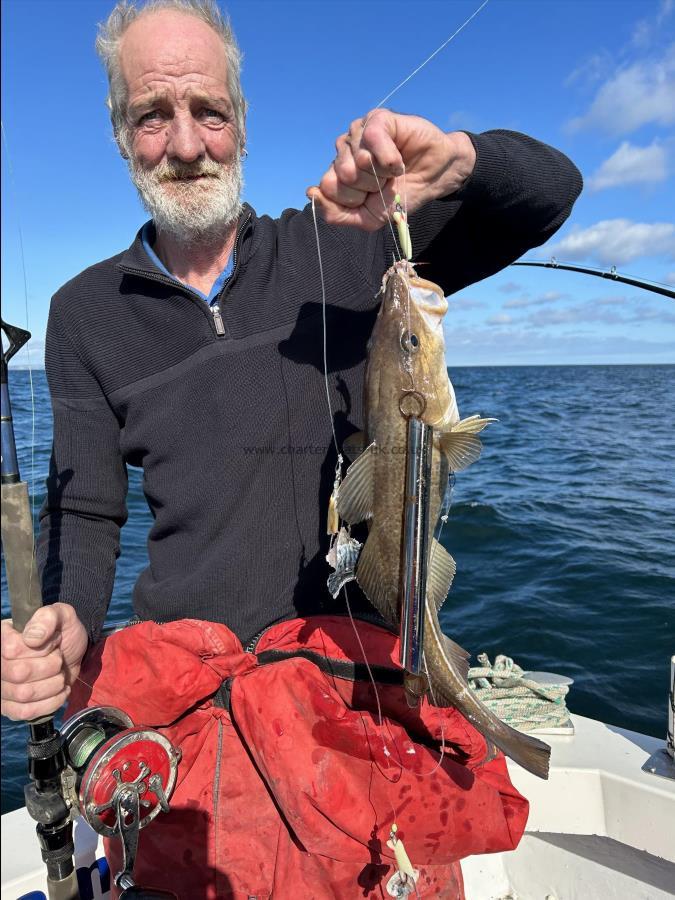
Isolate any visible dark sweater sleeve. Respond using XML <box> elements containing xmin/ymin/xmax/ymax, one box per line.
<box><xmin>399</xmin><ymin>129</ymin><xmax>583</xmax><ymax>295</ymax></box>
<box><xmin>36</xmin><ymin>298</ymin><xmax>128</xmax><ymax>642</ymax></box>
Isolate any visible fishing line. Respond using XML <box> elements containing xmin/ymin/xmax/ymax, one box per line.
<box><xmin>311</xmin><ymin>196</ymin><xmax>342</xmax><ymax>470</ymax></box>
<box><xmin>74</xmin><ymin>672</ymin><xmax>95</xmax><ymax>692</ymax></box>
<box><xmin>354</xmin><ymin>0</ymin><xmax>492</xmax><ymax>166</ymax></box>
<box><xmin>342</xmin><ymin>586</ymin><xmax>408</xmax><ymax>786</ymax></box>
<box><xmin>368</xmin><ymin>157</ymin><xmax>402</xmax><ymax>261</ymax></box>
<box><xmin>343</xmin><ymin>584</ymin><xmax>393</xmax><ymax>743</ymax></box>
<box><xmin>357</xmin><ymin>0</ymin><xmax>490</xmax><ymax>253</ymax></box>
<box><xmin>344</xmin><ymin>586</ymin><xmax>449</xmax><ymax>782</ymax></box>
<box><xmin>1</xmin><ymin>119</ymin><xmax>38</xmax><ymax>567</ymax></box>
<box><xmin>311</xmin><ymin>0</ymin><xmax>491</xmax><ymax>847</ymax></box>
<box><xmin>343</xmin><ymin>582</ymin><xmax>449</xmax><ymax>863</ymax></box>
<box><xmin>373</xmin><ymin>0</ymin><xmax>491</xmax><ymax>111</ymax></box>
<box><xmin>315</xmin><ymin>0</ymin><xmax>492</xmax><ymax>457</ymax></box>
<box><xmin>3</xmin><ymin>118</ymin><xmax>95</xmax><ymax>704</ymax></box>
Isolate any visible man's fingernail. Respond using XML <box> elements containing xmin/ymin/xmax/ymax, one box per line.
<box><xmin>24</xmin><ymin>626</ymin><xmax>46</xmax><ymax>641</ymax></box>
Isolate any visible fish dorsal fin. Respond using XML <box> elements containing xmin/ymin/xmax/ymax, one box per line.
<box><xmin>356</xmin><ymin>534</ymin><xmax>398</xmax><ymax>625</ymax></box>
<box><xmin>440</xmin><ymin>416</ymin><xmax>495</xmax><ymax>472</ymax></box>
<box><xmin>342</xmin><ymin>430</ymin><xmax>368</xmax><ymax>462</ymax></box>
<box><xmin>335</xmin><ymin>442</ymin><xmax>376</xmax><ymax>524</ymax></box>
<box><xmin>427</xmin><ymin>539</ymin><xmax>456</xmax><ymax>610</ymax></box>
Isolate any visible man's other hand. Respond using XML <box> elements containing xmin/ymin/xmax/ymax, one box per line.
<box><xmin>307</xmin><ymin>109</ymin><xmax>476</xmax><ymax>230</ymax></box>
<box><xmin>1</xmin><ymin>603</ymin><xmax>88</xmax><ymax>720</ymax></box>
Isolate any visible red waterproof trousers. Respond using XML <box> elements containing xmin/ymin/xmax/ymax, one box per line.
<box><xmin>67</xmin><ymin>617</ymin><xmax>528</xmax><ymax>898</ymax></box>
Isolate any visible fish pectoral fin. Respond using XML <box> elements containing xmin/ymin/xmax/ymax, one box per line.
<box><xmin>335</xmin><ymin>442</ymin><xmax>376</xmax><ymax>524</ymax></box>
<box><xmin>356</xmin><ymin>534</ymin><xmax>398</xmax><ymax>625</ymax></box>
<box><xmin>342</xmin><ymin>430</ymin><xmax>368</xmax><ymax>462</ymax></box>
<box><xmin>440</xmin><ymin>432</ymin><xmax>483</xmax><ymax>471</ymax></box>
<box><xmin>440</xmin><ymin>417</ymin><xmax>495</xmax><ymax>472</ymax></box>
<box><xmin>428</xmin><ymin>539</ymin><xmax>456</xmax><ymax>610</ymax></box>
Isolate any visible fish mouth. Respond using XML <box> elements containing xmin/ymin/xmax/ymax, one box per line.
<box><xmin>407</xmin><ymin>278</ymin><xmax>448</xmax><ymax>331</ymax></box>
<box><xmin>381</xmin><ymin>263</ymin><xmax>448</xmax><ymax>330</ymax></box>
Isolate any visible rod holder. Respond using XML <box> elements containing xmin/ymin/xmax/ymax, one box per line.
<box><xmin>642</xmin><ymin>656</ymin><xmax>675</xmax><ymax>781</ymax></box>
<box><xmin>1</xmin><ymin>318</ymin><xmax>31</xmax><ymax>485</ymax></box>
<box><xmin>668</xmin><ymin>656</ymin><xmax>674</xmax><ymax>762</ymax></box>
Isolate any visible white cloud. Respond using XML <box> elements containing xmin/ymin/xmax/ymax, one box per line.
<box><xmin>444</xmin><ymin>324</ymin><xmax>675</xmax><ymax>365</ymax></box>
<box><xmin>631</xmin><ymin>0</ymin><xmax>674</xmax><ymax>49</ymax></box>
<box><xmin>448</xmin><ymin>111</ymin><xmax>482</xmax><ymax>133</ymax></box>
<box><xmin>665</xmin><ymin>271</ymin><xmax>675</xmax><ymax>284</ymax></box>
<box><xmin>546</xmin><ymin>219</ymin><xmax>675</xmax><ymax>265</ymax></box>
<box><xmin>450</xmin><ymin>297</ymin><xmax>486</xmax><ymax>311</ymax></box>
<box><xmin>522</xmin><ymin>296</ymin><xmax>675</xmax><ymax>329</ymax></box>
<box><xmin>567</xmin><ymin>44</ymin><xmax>675</xmax><ymax>135</ymax></box>
<box><xmin>504</xmin><ymin>291</ymin><xmax>566</xmax><ymax>309</ymax></box>
<box><xmin>498</xmin><ymin>281</ymin><xmax>522</xmax><ymax>294</ymax></box>
<box><xmin>629</xmin><ymin>304</ymin><xmax>675</xmax><ymax>324</ymax></box>
<box><xmin>587</xmin><ymin>140</ymin><xmax>669</xmax><ymax>191</ymax></box>
<box><xmin>503</xmin><ymin>295</ymin><xmax>531</xmax><ymax>309</ymax></box>
<box><xmin>526</xmin><ymin>301</ymin><xmax>625</xmax><ymax>328</ymax></box>
<box><xmin>486</xmin><ymin>313</ymin><xmax>513</xmax><ymax>326</ymax></box>
<box><xmin>565</xmin><ymin>51</ymin><xmax>613</xmax><ymax>88</ymax></box>
<box><xmin>595</xmin><ymin>296</ymin><xmax>628</xmax><ymax>306</ymax></box>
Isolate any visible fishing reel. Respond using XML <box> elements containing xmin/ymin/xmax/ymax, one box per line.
<box><xmin>59</xmin><ymin>706</ymin><xmax>181</xmax><ymax>896</ymax></box>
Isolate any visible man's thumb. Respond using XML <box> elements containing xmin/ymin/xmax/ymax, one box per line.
<box><xmin>22</xmin><ymin>607</ymin><xmax>60</xmax><ymax>647</ymax></box>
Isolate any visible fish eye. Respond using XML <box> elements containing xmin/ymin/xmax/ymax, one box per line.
<box><xmin>400</xmin><ymin>331</ymin><xmax>419</xmax><ymax>353</ymax></box>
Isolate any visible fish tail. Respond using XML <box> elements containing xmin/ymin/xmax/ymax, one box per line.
<box><xmin>489</xmin><ymin>720</ymin><xmax>551</xmax><ymax>780</ymax></box>
<box><xmin>426</xmin><ymin>611</ymin><xmax>551</xmax><ymax>779</ymax></box>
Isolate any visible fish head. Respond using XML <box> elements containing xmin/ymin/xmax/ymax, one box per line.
<box><xmin>370</xmin><ymin>264</ymin><xmax>453</xmax><ymax>426</ymax></box>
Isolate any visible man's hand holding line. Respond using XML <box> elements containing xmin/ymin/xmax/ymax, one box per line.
<box><xmin>307</xmin><ymin>108</ymin><xmax>476</xmax><ymax>230</ymax></box>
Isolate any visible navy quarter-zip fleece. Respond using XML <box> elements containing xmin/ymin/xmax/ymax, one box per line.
<box><xmin>37</xmin><ymin>130</ymin><xmax>582</xmax><ymax>643</ymax></box>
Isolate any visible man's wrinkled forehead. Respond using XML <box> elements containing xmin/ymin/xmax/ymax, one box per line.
<box><xmin>118</xmin><ymin>9</ymin><xmax>230</xmax><ymax>97</ymax></box>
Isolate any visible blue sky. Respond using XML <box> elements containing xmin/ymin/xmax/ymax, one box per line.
<box><xmin>2</xmin><ymin>0</ymin><xmax>674</xmax><ymax>366</ymax></box>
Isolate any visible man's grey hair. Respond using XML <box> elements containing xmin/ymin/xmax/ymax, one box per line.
<box><xmin>96</xmin><ymin>0</ymin><xmax>246</xmax><ymax>153</ymax></box>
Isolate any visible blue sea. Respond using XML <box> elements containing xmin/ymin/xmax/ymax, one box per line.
<box><xmin>2</xmin><ymin>365</ymin><xmax>674</xmax><ymax>814</ymax></box>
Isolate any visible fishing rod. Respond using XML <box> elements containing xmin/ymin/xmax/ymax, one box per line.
<box><xmin>1</xmin><ymin>318</ymin><xmax>80</xmax><ymax>900</ymax></box>
<box><xmin>1</xmin><ymin>319</ymin><xmax>180</xmax><ymax>900</ymax></box>
<box><xmin>512</xmin><ymin>259</ymin><xmax>675</xmax><ymax>299</ymax></box>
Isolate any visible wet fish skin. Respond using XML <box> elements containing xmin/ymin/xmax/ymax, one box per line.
<box><xmin>337</xmin><ymin>261</ymin><xmax>550</xmax><ymax>779</ymax></box>
<box><xmin>347</xmin><ymin>264</ymin><xmax>454</xmax><ymax>624</ymax></box>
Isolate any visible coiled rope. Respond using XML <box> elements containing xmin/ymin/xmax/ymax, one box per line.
<box><xmin>468</xmin><ymin>653</ymin><xmax>572</xmax><ymax>732</ymax></box>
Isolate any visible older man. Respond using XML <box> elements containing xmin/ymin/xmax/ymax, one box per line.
<box><xmin>2</xmin><ymin>0</ymin><xmax>582</xmax><ymax>896</ymax></box>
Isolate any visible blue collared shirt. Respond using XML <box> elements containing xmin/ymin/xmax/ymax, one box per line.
<box><xmin>141</xmin><ymin>222</ymin><xmax>233</xmax><ymax>303</ymax></box>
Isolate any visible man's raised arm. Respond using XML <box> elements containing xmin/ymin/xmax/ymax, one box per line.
<box><xmin>308</xmin><ymin>109</ymin><xmax>582</xmax><ymax>295</ymax></box>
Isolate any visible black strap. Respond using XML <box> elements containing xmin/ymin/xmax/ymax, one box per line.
<box><xmin>256</xmin><ymin>648</ymin><xmax>404</xmax><ymax>686</ymax></box>
<box><xmin>214</xmin><ymin>615</ymin><xmax>402</xmax><ymax>713</ymax></box>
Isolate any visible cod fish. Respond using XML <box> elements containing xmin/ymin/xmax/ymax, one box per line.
<box><xmin>336</xmin><ymin>260</ymin><xmax>550</xmax><ymax>780</ymax></box>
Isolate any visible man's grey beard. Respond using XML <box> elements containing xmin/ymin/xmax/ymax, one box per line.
<box><xmin>129</xmin><ymin>154</ymin><xmax>243</xmax><ymax>244</ymax></box>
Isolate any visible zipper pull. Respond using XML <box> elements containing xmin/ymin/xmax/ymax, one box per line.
<box><xmin>211</xmin><ymin>304</ymin><xmax>226</xmax><ymax>336</ymax></box>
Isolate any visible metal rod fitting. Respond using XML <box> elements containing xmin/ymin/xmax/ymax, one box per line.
<box><xmin>400</xmin><ymin>416</ymin><xmax>433</xmax><ymax>675</ymax></box>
